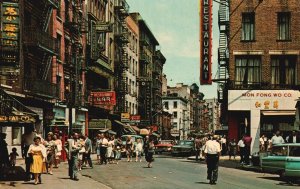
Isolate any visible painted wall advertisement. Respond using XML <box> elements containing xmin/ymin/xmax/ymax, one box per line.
<box><xmin>199</xmin><ymin>0</ymin><xmax>212</xmax><ymax>85</ymax></box>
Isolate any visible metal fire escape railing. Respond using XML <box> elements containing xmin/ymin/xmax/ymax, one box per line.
<box><xmin>217</xmin><ymin>0</ymin><xmax>229</xmax><ymax>103</ymax></box>
<box><xmin>39</xmin><ymin>0</ymin><xmax>59</xmax><ymax>80</ymax></box>
<box><xmin>114</xmin><ymin>0</ymin><xmax>129</xmax><ymax>113</ymax></box>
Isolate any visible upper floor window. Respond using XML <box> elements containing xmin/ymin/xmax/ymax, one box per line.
<box><xmin>164</xmin><ymin>101</ymin><xmax>169</xmax><ymax>109</ymax></box>
<box><xmin>271</xmin><ymin>56</ymin><xmax>296</xmax><ymax>86</ymax></box>
<box><xmin>173</xmin><ymin>111</ymin><xmax>178</xmax><ymax>118</ymax></box>
<box><xmin>278</xmin><ymin>12</ymin><xmax>291</xmax><ymax>40</ymax></box>
<box><xmin>242</xmin><ymin>12</ymin><xmax>255</xmax><ymax>41</ymax></box>
<box><xmin>235</xmin><ymin>56</ymin><xmax>261</xmax><ymax>86</ymax></box>
<box><xmin>173</xmin><ymin>101</ymin><xmax>177</xmax><ymax>109</ymax></box>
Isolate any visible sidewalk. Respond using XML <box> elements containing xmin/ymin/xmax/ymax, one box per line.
<box><xmin>0</xmin><ymin>159</ymin><xmax>111</xmax><ymax>189</ymax></box>
<box><xmin>187</xmin><ymin>155</ymin><xmax>262</xmax><ymax>172</ymax></box>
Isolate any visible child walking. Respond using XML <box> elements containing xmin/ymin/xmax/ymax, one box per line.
<box><xmin>9</xmin><ymin>147</ymin><xmax>19</xmax><ymax>167</ymax></box>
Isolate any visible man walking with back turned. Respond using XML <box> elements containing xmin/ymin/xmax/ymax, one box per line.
<box><xmin>204</xmin><ymin>135</ymin><xmax>221</xmax><ymax>185</ymax></box>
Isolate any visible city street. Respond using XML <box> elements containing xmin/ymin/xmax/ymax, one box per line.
<box><xmin>80</xmin><ymin>155</ymin><xmax>299</xmax><ymax>189</ymax></box>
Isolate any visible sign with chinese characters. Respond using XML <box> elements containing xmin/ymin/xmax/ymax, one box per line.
<box><xmin>1</xmin><ymin>2</ymin><xmax>19</xmax><ymax>43</ymax></box>
<box><xmin>1</xmin><ymin>1</ymin><xmax>19</xmax><ymax>65</ymax></box>
<box><xmin>199</xmin><ymin>0</ymin><xmax>213</xmax><ymax>85</ymax></box>
<box><xmin>88</xmin><ymin>91</ymin><xmax>116</xmax><ymax>106</ymax></box>
<box><xmin>228</xmin><ymin>90</ymin><xmax>300</xmax><ymax>111</ymax></box>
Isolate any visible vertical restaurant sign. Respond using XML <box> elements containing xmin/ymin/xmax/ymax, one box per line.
<box><xmin>1</xmin><ymin>2</ymin><xmax>19</xmax><ymax>46</ymax></box>
<box><xmin>199</xmin><ymin>0</ymin><xmax>212</xmax><ymax>85</ymax></box>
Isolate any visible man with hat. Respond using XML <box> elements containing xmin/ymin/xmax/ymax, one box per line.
<box><xmin>65</xmin><ymin>132</ymin><xmax>81</xmax><ymax>181</ymax></box>
<box><xmin>204</xmin><ymin>135</ymin><xmax>221</xmax><ymax>185</ymax></box>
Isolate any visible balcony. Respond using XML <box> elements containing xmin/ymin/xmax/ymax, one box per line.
<box><xmin>23</xmin><ymin>27</ymin><xmax>58</xmax><ymax>55</ymax></box>
<box><xmin>139</xmin><ymin>38</ymin><xmax>149</xmax><ymax>47</ymax></box>
<box><xmin>24</xmin><ymin>78</ymin><xmax>58</xmax><ymax>98</ymax></box>
<box><xmin>139</xmin><ymin>53</ymin><xmax>151</xmax><ymax>64</ymax></box>
<box><xmin>114</xmin><ymin>0</ymin><xmax>129</xmax><ymax>15</ymax></box>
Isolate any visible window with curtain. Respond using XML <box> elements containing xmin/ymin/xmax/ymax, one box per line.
<box><xmin>235</xmin><ymin>56</ymin><xmax>261</xmax><ymax>86</ymax></box>
<box><xmin>271</xmin><ymin>56</ymin><xmax>296</xmax><ymax>86</ymax></box>
<box><xmin>278</xmin><ymin>12</ymin><xmax>291</xmax><ymax>40</ymax></box>
<box><xmin>242</xmin><ymin>12</ymin><xmax>255</xmax><ymax>41</ymax></box>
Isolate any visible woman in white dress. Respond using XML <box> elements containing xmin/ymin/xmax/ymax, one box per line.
<box><xmin>135</xmin><ymin>139</ymin><xmax>143</xmax><ymax>162</ymax></box>
<box><xmin>53</xmin><ymin>134</ymin><xmax>62</xmax><ymax>168</ymax></box>
<box><xmin>77</xmin><ymin>136</ymin><xmax>85</xmax><ymax>171</ymax></box>
<box><xmin>107</xmin><ymin>137</ymin><xmax>115</xmax><ymax>164</ymax></box>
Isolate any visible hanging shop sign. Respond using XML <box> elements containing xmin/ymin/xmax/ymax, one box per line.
<box><xmin>0</xmin><ymin>115</ymin><xmax>36</xmax><ymax>123</ymax></box>
<box><xmin>121</xmin><ymin>113</ymin><xmax>130</xmax><ymax>122</ymax></box>
<box><xmin>89</xmin><ymin>91</ymin><xmax>116</xmax><ymax>106</ymax></box>
<box><xmin>199</xmin><ymin>0</ymin><xmax>212</xmax><ymax>85</ymax></box>
<box><xmin>0</xmin><ymin>1</ymin><xmax>20</xmax><ymax>65</ymax></box>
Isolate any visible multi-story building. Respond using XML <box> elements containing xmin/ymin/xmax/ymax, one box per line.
<box><xmin>205</xmin><ymin>98</ymin><xmax>221</xmax><ymax>132</ymax></box>
<box><xmin>51</xmin><ymin>0</ymin><xmax>88</xmax><ymax>137</ymax></box>
<box><xmin>125</xmin><ymin>13</ymin><xmax>139</xmax><ymax>115</ymax></box>
<box><xmin>226</xmin><ymin>0</ymin><xmax>300</xmax><ymax>152</ymax></box>
<box><xmin>162</xmin><ymin>95</ymin><xmax>188</xmax><ymax>140</ymax></box>
<box><xmin>167</xmin><ymin>83</ymin><xmax>191</xmax><ymax>135</ymax></box>
<box><xmin>113</xmin><ymin>0</ymin><xmax>130</xmax><ymax>114</ymax></box>
<box><xmin>152</xmin><ymin>50</ymin><xmax>166</xmax><ymax>133</ymax></box>
<box><xmin>0</xmin><ymin>0</ymin><xmax>59</xmax><ymax>152</ymax></box>
<box><xmin>130</xmin><ymin>13</ymin><xmax>159</xmax><ymax>127</ymax></box>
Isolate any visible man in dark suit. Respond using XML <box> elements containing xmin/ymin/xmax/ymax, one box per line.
<box><xmin>287</xmin><ymin>130</ymin><xmax>300</xmax><ymax>143</ymax></box>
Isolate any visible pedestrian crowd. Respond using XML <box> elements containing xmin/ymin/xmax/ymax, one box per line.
<box><xmin>0</xmin><ymin>128</ymin><xmax>157</xmax><ymax>185</ymax></box>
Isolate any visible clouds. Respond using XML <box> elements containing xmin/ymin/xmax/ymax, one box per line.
<box><xmin>127</xmin><ymin>0</ymin><xmax>219</xmax><ymax>98</ymax></box>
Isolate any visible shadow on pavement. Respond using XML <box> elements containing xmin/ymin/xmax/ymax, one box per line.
<box><xmin>257</xmin><ymin>176</ymin><xmax>300</xmax><ymax>186</ymax></box>
<box><xmin>0</xmin><ymin>166</ymin><xmax>27</xmax><ymax>181</ymax></box>
<box><xmin>195</xmin><ymin>181</ymin><xmax>210</xmax><ymax>184</ymax></box>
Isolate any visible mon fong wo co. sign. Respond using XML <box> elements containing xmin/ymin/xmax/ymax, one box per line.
<box><xmin>199</xmin><ymin>0</ymin><xmax>212</xmax><ymax>85</ymax></box>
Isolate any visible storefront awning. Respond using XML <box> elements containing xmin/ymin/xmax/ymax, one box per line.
<box><xmin>89</xmin><ymin>119</ymin><xmax>111</xmax><ymax>130</ymax></box>
<box><xmin>140</xmin><ymin>128</ymin><xmax>149</xmax><ymax>135</ymax></box>
<box><xmin>115</xmin><ymin>120</ymin><xmax>136</xmax><ymax>134</ymax></box>
<box><xmin>261</xmin><ymin>110</ymin><xmax>296</xmax><ymax>116</ymax></box>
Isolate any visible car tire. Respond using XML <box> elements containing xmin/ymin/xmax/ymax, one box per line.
<box><xmin>279</xmin><ymin>170</ymin><xmax>285</xmax><ymax>179</ymax></box>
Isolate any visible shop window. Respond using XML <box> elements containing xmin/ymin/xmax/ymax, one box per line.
<box><xmin>242</xmin><ymin>12</ymin><xmax>255</xmax><ymax>41</ymax></box>
<box><xmin>278</xmin><ymin>12</ymin><xmax>291</xmax><ymax>40</ymax></box>
<box><xmin>271</xmin><ymin>56</ymin><xmax>295</xmax><ymax>86</ymax></box>
<box><xmin>235</xmin><ymin>56</ymin><xmax>261</xmax><ymax>86</ymax></box>
<box><xmin>12</xmin><ymin>127</ymin><xmax>22</xmax><ymax>145</ymax></box>
<box><xmin>173</xmin><ymin>122</ymin><xmax>178</xmax><ymax>129</ymax></box>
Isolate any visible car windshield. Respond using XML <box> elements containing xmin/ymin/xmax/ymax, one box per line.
<box><xmin>272</xmin><ymin>146</ymin><xmax>288</xmax><ymax>156</ymax></box>
<box><xmin>289</xmin><ymin>146</ymin><xmax>300</xmax><ymax>157</ymax></box>
<box><xmin>178</xmin><ymin>141</ymin><xmax>193</xmax><ymax>145</ymax></box>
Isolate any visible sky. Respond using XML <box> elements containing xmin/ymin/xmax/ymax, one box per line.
<box><xmin>126</xmin><ymin>0</ymin><xmax>219</xmax><ymax>99</ymax></box>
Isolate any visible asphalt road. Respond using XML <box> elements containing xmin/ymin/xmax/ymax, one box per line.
<box><xmin>81</xmin><ymin>154</ymin><xmax>300</xmax><ymax>189</ymax></box>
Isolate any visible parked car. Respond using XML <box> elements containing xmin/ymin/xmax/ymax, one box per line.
<box><xmin>120</xmin><ymin>135</ymin><xmax>144</xmax><ymax>157</ymax></box>
<box><xmin>154</xmin><ymin>140</ymin><xmax>174</xmax><ymax>154</ymax></box>
<box><xmin>261</xmin><ymin>143</ymin><xmax>300</xmax><ymax>181</ymax></box>
<box><xmin>171</xmin><ymin>140</ymin><xmax>195</xmax><ymax>156</ymax></box>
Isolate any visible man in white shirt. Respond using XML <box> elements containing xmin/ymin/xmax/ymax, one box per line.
<box><xmin>271</xmin><ymin>131</ymin><xmax>285</xmax><ymax>148</ymax></box>
<box><xmin>100</xmin><ymin>134</ymin><xmax>108</xmax><ymax>165</ymax></box>
<box><xmin>237</xmin><ymin>137</ymin><xmax>245</xmax><ymax>164</ymax></box>
<box><xmin>204</xmin><ymin>135</ymin><xmax>221</xmax><ymax>185</ymax></box>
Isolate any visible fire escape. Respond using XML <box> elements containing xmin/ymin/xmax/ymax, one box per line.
<box><xmin>217</xmin><ymin>0</ymin><xmax>229</xmax><ymax>103</ymax></box>
<box><xmin>23</xmin><ymin>0</ymin><xmax>59</xmax><ymax>98</ymax></box>
<box><xmin>64</xmin><ymin>0</ymin><xmax>87</xmax><ymax>107</ymax></box>
<box><xmin>114</xmin><ymin>0</ymin><xmax>129</xmax><ymax>113</ymax></box>
<box><xmin>39</xmin><ymin>0</ymin><xmax>59</xmax><ymax>81</ymax></box>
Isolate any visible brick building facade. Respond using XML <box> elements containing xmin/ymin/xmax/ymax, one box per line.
<box><xmin>227</xmin><ymin>0</ymin><xmax>300</xmax><ymax>152</ymax></box>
